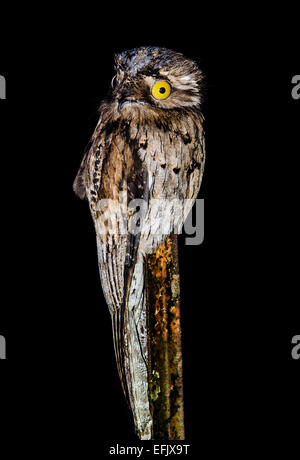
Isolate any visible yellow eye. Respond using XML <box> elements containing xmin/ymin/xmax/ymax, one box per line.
<box><xmin>151</xmin><ymin>80</ymin><xmax>172</xmax><ymax>100</ymax></box>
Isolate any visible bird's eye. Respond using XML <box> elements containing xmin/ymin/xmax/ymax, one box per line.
<box><xmin>151</xmin><ymin>80</ymin><xmax>172</xmax><ymax>100</ymax></box>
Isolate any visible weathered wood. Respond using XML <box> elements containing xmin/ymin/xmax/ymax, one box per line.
<box><xmin>146</xmin><ymin>235</ymin><xmax>185</xmax><ymax>440</ymax></box>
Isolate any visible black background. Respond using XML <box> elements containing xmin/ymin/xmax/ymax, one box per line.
<box><xmin>0</xmin><ymin>6</ymin><xmax>299</xmax><ymax>456</ymax></box>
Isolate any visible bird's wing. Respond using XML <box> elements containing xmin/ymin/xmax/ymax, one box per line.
<box><xmin>73</xmin><ymin>115</ymin><xmax>151</xmax><ymax>436</ymax></box>
<box><xmin>73</xmin><ymin>116</ymin><xmax>103</xmax><ymax>200</ymax></box>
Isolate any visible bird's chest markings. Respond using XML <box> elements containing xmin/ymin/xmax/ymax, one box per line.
<box><xmin>187</xmin><ymin>158</ymin><xmax>201</xmax><ymax>176</ymax></box>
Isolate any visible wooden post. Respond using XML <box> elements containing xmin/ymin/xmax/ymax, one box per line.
<box><xmin>146</xmin><ymin>235</ymin><xmax>185</xmax><ymax>440</ymax></box>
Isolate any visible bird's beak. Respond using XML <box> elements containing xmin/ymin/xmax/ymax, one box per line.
<box><xmin>118</xmin><ymin>99</ymin><xmax>133</xmax><ymax>113</ymax></box>
<box><xmin>118</xmin><ymin>100</ymin><xmax>127</xmax><ymax>113</ymax></box>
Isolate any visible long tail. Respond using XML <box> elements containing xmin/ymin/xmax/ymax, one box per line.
<box><xmin>123</xmin><ymin>255</ymin><xmax>152</xmax><ymax>439</ymax></box>
<box><xmin>97</xmin><ymin>232</ymin><xmax>152</xmax><ymax>439</ymax></box>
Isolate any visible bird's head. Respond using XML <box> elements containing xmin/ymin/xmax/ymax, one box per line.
<box><xmin>111</xmin><ymin>47</ymin><xmax>203</xmax><ymax>113</ymax></box>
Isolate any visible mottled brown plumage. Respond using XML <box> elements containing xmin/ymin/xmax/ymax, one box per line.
<box><xmin>73</xmin><ymin>47</ymin><xmax>205</xmax><ymax>439</ymax></box>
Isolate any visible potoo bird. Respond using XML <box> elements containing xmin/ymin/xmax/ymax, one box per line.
<box><xmin>73</xmin><ymin>47</ymin><xmax>205</xmax><ymax>439</ymax></box>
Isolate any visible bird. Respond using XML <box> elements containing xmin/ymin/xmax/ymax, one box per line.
<box><xmin>73</xmin><ymin>46</ymin><xmax>205</xmax><ymax>439</ymax></box>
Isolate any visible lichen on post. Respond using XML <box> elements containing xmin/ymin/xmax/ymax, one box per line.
<box><xmin>146</xmin><ymin>234</ymin><xmax>185</xmax><ymax>440</ymax></box>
